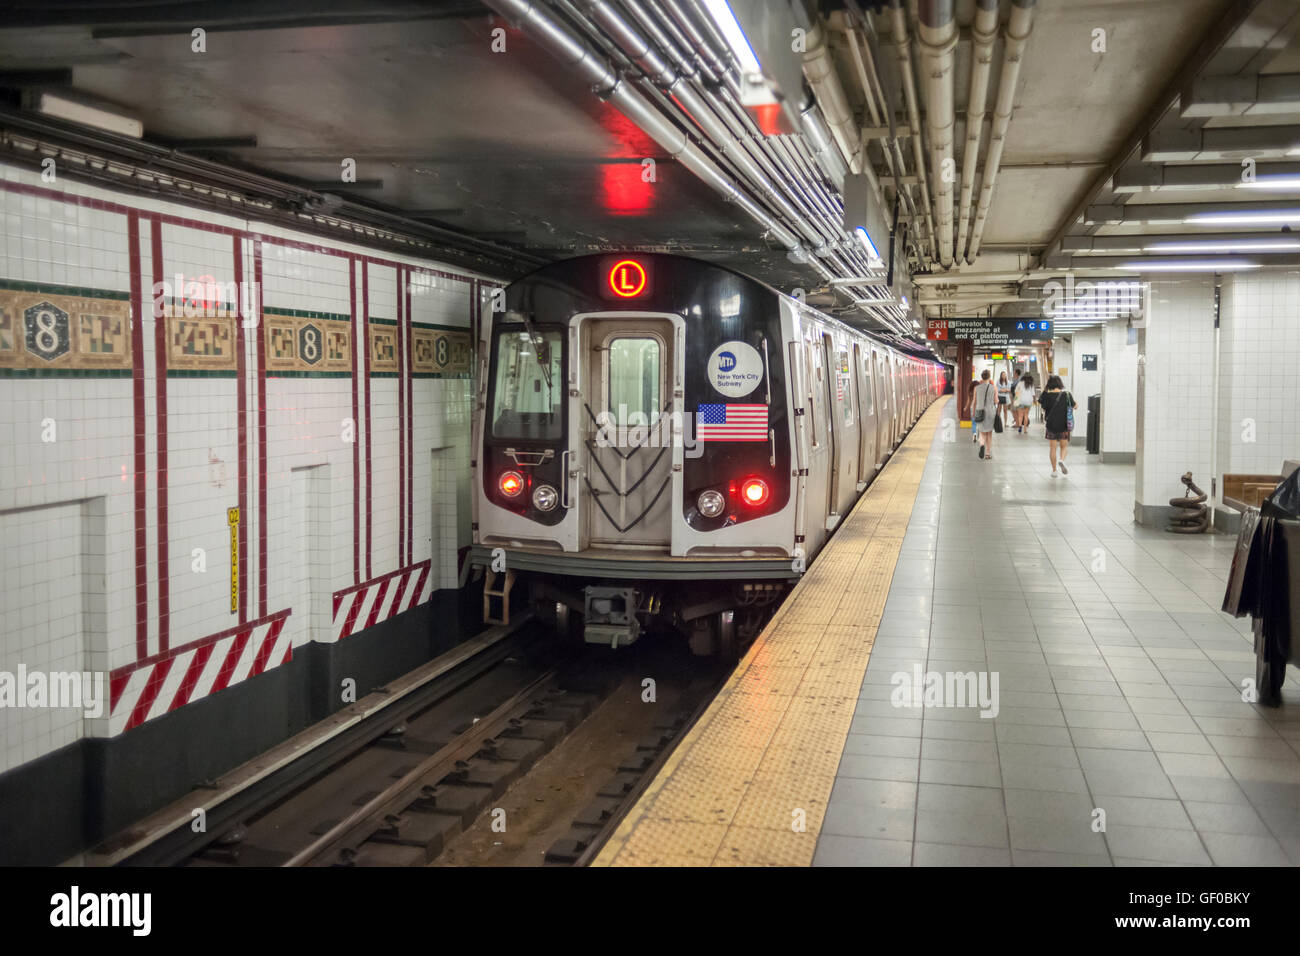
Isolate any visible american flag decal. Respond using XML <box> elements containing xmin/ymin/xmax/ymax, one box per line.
<box><xmin>697</xmin><ymin>403</ymin><xmax>768</xmax><ymax>441</ymax></box>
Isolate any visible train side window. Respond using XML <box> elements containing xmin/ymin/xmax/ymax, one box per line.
<box><xmin>606</xmin><ymin>336</ymin><xmax>660</xmax><ymax>424</ymax></box>
<box><xmin>862</xmin><ymin>358</ymin><xmax>873</xmax><ymax>415</ymax></box>
<box><xmin>804</xmin><ymin>341</ymin><xmax>819</xmax><ymax>448</ymax></box>
<box><xmin>490</xmin><ymin>328</ymin><xmax>563</xmax><ymax>441</ymax></box>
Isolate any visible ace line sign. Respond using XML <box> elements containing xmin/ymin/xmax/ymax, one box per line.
<box><xmin>926</xmin><ymin>318</ymin><xmax>1052</xmax><ymax>348</ymax></box>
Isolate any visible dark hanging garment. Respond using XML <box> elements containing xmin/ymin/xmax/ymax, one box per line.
<box><xmin>1222</xmin><ymin>507</ymin><xmax>1262</xmax><ymax>617</ymax></box>
<box><xmin>1251</xmin><ymin>515</ymin><xmax>1292</xmax><ymax>706</ymax></box>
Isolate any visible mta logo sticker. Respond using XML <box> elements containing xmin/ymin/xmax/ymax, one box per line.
<box><xmin>25</xmin><ymin>301</ymin><xmax>70</xmax><ymax>362</ymax></box>
<box><xmin>717</xmin><ymin>350</ymin><xmax>736</xmax><ymax>371</ymax></box>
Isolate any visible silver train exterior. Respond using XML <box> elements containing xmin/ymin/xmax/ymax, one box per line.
<box><xmin>469</xmin><ymin>254</ymin><xmax>944</xmax><ymax>652</ymax></box>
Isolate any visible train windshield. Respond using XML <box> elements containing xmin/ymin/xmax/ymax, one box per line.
<box><xmin>490</xmin><ymin>328</ymin><xmax>563</xmax><ymax>440</ymax></box>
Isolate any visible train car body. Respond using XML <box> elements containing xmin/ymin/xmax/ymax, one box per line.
<box><xmin>469</xmin><ymin>254</ymin><xmax>942</xmax><ymax>652</ymax></box>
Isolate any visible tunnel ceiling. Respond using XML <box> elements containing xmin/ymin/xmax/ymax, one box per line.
<box><xmin>0</xmin><ymin>2</ymin><xmax>811</xmax><ymax>285</ymax></box>
<box><xmin>3</xmin><ymin>0</ymin><xmax>1300</xmax><ymax>333</ymax></box>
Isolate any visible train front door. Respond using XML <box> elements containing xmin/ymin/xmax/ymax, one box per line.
<box><xmin>577</xmin><ymin>316</ymin><xmax>679</xmax><ymax>550</ymax></box>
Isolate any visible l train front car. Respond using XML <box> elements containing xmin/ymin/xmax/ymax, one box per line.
<box><xmin>469</xmin><ymin>253</ymin><xmax>941</xmax><ymax>655</ymax></box>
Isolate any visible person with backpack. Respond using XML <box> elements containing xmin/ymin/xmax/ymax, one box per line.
<box><xmin>973</xmin><ymin>369</ymin><xmax>998</xmax><ymax>460</ymax></box>
<box><xmin>1039</xmin><ymin>375</ymin><xmax>1077</xmax><ymax>477</ymax></box>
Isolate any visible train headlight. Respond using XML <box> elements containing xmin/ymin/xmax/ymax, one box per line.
<box><xmin>532</xmin><ymin>484</ymin><xmax>559</xmax><ymax>512</ymax></box>
<box><xmin>499</xmin><ymin>470</ymin><xmax>525</xmax><ymax>498</ymax></box>
<box><xmin>697</xmin><ymin>489</ymin><xmax>725</xmax><ymax>518</ymax></box>
<box><xmin>740</xmin><ymin>478</ymin><xmax>770</xmax><ymax>507</ymax></box>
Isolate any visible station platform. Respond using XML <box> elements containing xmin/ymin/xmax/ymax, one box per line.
<box><xmin>595</xmin><ymin>398</ymin><xmax>1300</xmax><ymax>867</ymax></box>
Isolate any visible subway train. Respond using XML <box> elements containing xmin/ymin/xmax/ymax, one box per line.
<box><xmin>469</xmin><ymin>253</ymin><xmax>943</xmax><ymax>655</ymax></box>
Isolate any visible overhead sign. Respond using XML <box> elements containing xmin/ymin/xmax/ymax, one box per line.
<box><xmin>927</xmin><ymin>319</ymin><xmax>1053</xmax><ymax>348</ymax></box>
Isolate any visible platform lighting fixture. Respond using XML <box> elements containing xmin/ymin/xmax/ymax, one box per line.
<box><xmin>1145</xmin><ymin>239</ymin><xmax>1300</xmax><ymax>253</ymax></box>
<box><xmin>701</xmin><ymin>0</ymin><xmax>763</xmax><ymax>77</ymax></box>
<box><xmin>1238</xmin><ymin>176</ymin><xmax>1300</xmax><ymax>191</ymax></box>
<box><xmin>23</xmin><ymin>91</ymin><xmax>143</xmax><ymax>138</ymax></box>
<box><xmin>1119</xmin><ymin>259</ymin><xmax>1261</xmax><ymax>272</ymax></box>
<box><xmin>1185</xmin><ymin>210</ymin><xmax>1300</xmax><ymax>225</ymax></box>
<box><xmin>854</xmin><ymin>227</ymin><xmax>883</xmax><ymax>265</ymax></box>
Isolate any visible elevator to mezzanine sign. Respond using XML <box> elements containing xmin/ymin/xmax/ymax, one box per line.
<box><xmin>926</xmin><ymin>319</ymin><xmax>1053</xmax><ymax>346</ymax></box>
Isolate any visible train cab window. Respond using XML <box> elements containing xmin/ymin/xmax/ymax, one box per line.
<box><xmin>490</xmin><ymin>328</ymin><xmax>563</xmax><ymax>441</ymax></box>
<box><xmin>607</xmin><ymin>336</ymin><xmax>660</xmax><ymax>424</ymax></box>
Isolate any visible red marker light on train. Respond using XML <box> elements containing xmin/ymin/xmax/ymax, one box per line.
<box><xmin>740</xmin><ymin>478</ymin><xmax>769</xmax><ymax>507</ymax></box>
<box><xmin>499</xmin><ymin>471</ymin><xmax>524</xmax><ymax>498</ymax></box>
<box><xmin>608</xmin><ymin>259</ymin><xmax>647</xmax><ymax>298</ymax></box>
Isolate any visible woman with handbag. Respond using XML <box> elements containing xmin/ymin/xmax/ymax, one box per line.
<box><xmin>1039</xmin><ymin>375</ymin><xmax>1077</xmax><ymax>477</ymax></box>
<box><xmin>1013</xmin><ymin>373</ymin><xmax>1034</xmax><ymax>432</ymax></box>
<box><xmin>973</xmin><ymin>369</ymin><xmax>999</xmax><ymax>460</ymax></box>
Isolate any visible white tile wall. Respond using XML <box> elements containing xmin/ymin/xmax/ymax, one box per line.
<box><xmin>0</xmin><ymin>160</ymin><xmax>493</xmax><ymax>771</ymax></box>
<box><xmin>1136</xmin><ymin>277</ymin><xmax>1216</xmax><ymax>509</ymax></box>
<box><xmin>1217</xmin><ymin>271</ymin><xmax>1300</xmax><ymax>488</ymax></box>
<box><xmin>1100</xmin><ymin>318</ymin><xmax>1138</xmax><ymax>455</ymax></box>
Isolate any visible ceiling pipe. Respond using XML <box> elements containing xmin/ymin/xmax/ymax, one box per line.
<box><xmin>966</xmin><ymin>0</ymin><xmax>1037</xmax><ymax>264</ymax></box>
<box><xmin>584</xmin><ymin>0</ymin><xmax>827</xmax><ymax>248</ymax></box>
<box><xmin>802</xmin><ymin>20</ymin><xmax>864</xmax><ymax>176</ymax></box>
<box><xmin>956</xmin><ymin>0</ymin><xmax>999</xmax><ymax>262</ymax></box>
<box><xmin>889</xmin><ymin>0</ymin><xmax>938</xmax><ymax>265</ymax></box>
<box><xmin>843</xmin><ymin>21</ymin><xmax>922</xmax><ymax>265</ymax></box>
<box><xmin>481</xmin><ymin>0</ymin><xmax>806</xmax><ymax>253</ymax></box>
<box><xmin>916</xmin><ymin>0</ymin><xmax>957</xmax><ymax>269</ymax></box>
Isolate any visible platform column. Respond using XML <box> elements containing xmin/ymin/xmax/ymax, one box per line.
<box><xmin>1133</xmin><ymin>276</ymin><xmax>1216</xmax><ymax>528</ymax></box>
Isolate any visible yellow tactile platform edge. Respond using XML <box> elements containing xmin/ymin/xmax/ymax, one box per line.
<box><xmin>594</xmin><ymin>397</ymin><xmax>948</xmax><ymax>866</ymax></box>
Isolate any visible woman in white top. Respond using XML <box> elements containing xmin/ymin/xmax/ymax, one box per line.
<box><xmin>973</xmin><ymin>369</ymin><xmax>999</xmax><ymax>460</ymax></box>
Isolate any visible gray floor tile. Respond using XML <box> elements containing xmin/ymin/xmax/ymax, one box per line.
<box><xmin>919</xmin><ymin>757</ymin><xmax>1002</xmax><ymax>788</ymax></box>
<box><xmin>1182</xmin><ymin>800</ymin><xmax>1271</xmax><ymax>836</ymax></box>
<box><xmin>1095</xmin><ymin>795</ymin><xmax>1192</xmax><ymax>830</ymax></box>
<box><xmin>1001</xmin><ymin>763</ymin><xmax>1089</xmax><ymax>794</ymax></box>
<box><xmin>842</xmin><ymin>734</ymin><xmax>922</xmax><ymax>759</ymax></box>
<box><xmin>821</xmin><ymin>803</ymin><xmax>915</xmax><ymax>842</ymax></box>
<box><xmin>812</xmin><ymin>835</ymin><xmax>912</xmax><ymax>867</ymax></box>
<box><xmin>1004</xmin><ymin>788</ymin><xmax>1095</xmax><ymax>822</ymax></box>
<box><xmin>914</xmin><ymin>809</ymin><xmax>1009</xmax><ymax>848</ymax></box>
<box><xmin>917</xmin><ymin>783</ymin><xmax>1006</xmax><ymax>817</ymax></box>
<box><xmin>836</xmin><ymin>754</ymin><xmax>921</xmax><ymax>782</ymax></box>
<box><xmin>1103</xmin><ymin>825</ymin><xmax>1211</xmax><ymax>864</ymax></box>
<box><xmin>1200</xmin><ymin>832</ymin><xmax>1291</xmax><ymax>866</ymax></box>
<box><xmin>914</xmin><ymin>843</ymin><xmax>1012</xmax><ymax>866</ymax></box>
<box><xmin>1012</xmin><ymin>849</ymin><xmax>1113</xmax><ymax>866</ymax></box>
<box><xmin>1084</xmin><ymin>769</ymin><xmax>1177</xmax><ymax>799</ymax></box>
<box><xmin>827</xmin><ymin>778</ymin><xmax>918</xmax><ymax>810</ymax></box>
<box><xmin>1008</xmin><ymin>815</ymin><xmax>1108</xmax><ymax>856</ymax></box>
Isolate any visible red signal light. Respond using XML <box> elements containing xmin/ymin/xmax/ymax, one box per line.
<box><xmin>499</xmin><ymin>471</ymin><xmax>524</xmax><ymax>498</ymax></box>
<box><xmin>739</xmin><ymin>478</ymin><xmax>769</xmax><ymax>507</ymax></box>
<box><xmin>608</xmin><ymin>259</ymin><xmax>647</xmax><ymax>298</ymax></box>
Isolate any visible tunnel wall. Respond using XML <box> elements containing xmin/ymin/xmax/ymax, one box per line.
<box><xmin>0</xmin><ymin>161</ymin><xmax>492</xmax><ymax>861</ymax></box>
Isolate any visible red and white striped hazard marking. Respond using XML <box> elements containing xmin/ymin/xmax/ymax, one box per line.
<box><xmin>330</xmin><ymin>560</ymin><xmax>431</xmax><ymax>643</ymax></box>
<box><xmin>109</xmin><ymin>611</ymin><xmax>291</xmax><ymax>735</ymax></box>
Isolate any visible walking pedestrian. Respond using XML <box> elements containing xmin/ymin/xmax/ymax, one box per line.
<box><xmin>1039</xmin><ymin>375</ymin><xmax>1077</xmax><ymax>477</ymax></box>
<box><xmin>973</xmin><ymin>369</ymin><xmax>998</xmax><ymax>460</ymax></box>
<box><xmin>1013</xmin><ymin>373</ymin><xmax>1034</xmax><ymax>432</ymax></box>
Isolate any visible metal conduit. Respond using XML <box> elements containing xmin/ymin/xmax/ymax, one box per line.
<box><xmin>956</xmin><ymin>0</ymin><xmax>999</xmax><ymax>262</ymax></box>
<box><xmin>482</xmin><ymin>0</ymin><xmax>804</xmax><ymax>251</ymax></box>
<box><xmin>966</xmin><ymin>0</ymin><xmax>1037</xmax><ymax>263</ymax></box>
<box><xmin>916</xmin><ymin>0</ymin><xmax>957</xmax><ymax>268</ymax></box>
<box><xmin>889</xmin><ymin>0</ymin><xmax>938</xmax><ymax>265</ymax></box>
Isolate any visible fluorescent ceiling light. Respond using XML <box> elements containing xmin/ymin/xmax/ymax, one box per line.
<box><xmin>1146</xmin><ymin>239</ymin><xmax>1300</xmax><ymax>253</ymax></box>
<box><xmin>1120</xmin><ymin>259</ymin><xmax>1261</xmax><ymax>272</ymax></box>
<box><xmin>23</xmin><ymin>91</ymin><xmax>143</xmax><ymax>138</ymax></box>
<box><xmin>700</xmin><ymin>0</ymin><xmax>762</xmax><ymax>76</ymax></box>
<box><xmin>1186</xmin><ymin>210</ymin><xmax>1300</xmax><ymax>225</ymax></box>
<box><xmin>854</xmin><ymin>226</ymin><xmax>883</xmax><ymax>264</ymax></box>
<box><xmin>1238</xmin><ymin>176</ymin><xmax>1300</xmax><ymax>191</ymax></box>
